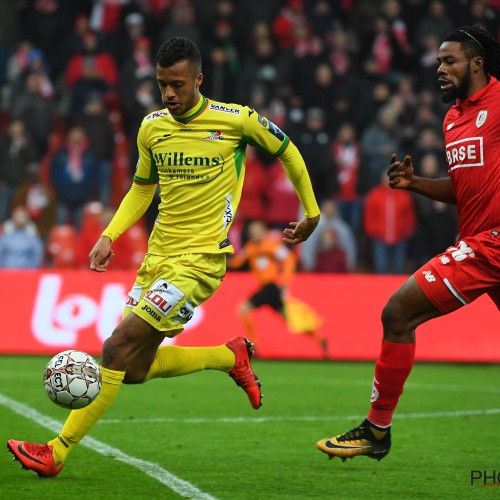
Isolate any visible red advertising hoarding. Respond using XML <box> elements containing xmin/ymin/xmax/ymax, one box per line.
<box><xmin>0</xmin><ymin>270</ymin><xmax>498</xmax><ymax>362</ymax></box>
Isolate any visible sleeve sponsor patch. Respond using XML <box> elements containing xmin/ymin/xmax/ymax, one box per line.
<box><xmin>268</xmin><ymin>120</ymin><xmax>285</xmax><ymax>141</ymax></box>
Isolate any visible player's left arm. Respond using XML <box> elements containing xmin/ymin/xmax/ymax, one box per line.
<box><xmin>242</xmin><ymin>108</ymin><xmax>320</xmax><ymax>245</ymax></box>
<box><xmin>278</xmin><ymin>141</ymin><xmax>320</xmax><ymax>245</ymax></box>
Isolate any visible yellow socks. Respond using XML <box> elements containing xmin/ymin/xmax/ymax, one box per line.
<box><xmin>145</xmin><ymin>345</ymin><xmax>235</xmax><ymax>381</ymax></box>
<box><xmin>49</xmin><ymin>366</ymin><xmax>125</xmax><ymax>466</ymax></box>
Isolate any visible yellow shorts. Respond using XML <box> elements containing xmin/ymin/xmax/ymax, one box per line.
<box><xmin>123</xmin><ymin>253</ymin><xmax>226</xmax><ymax>336</ymax></box>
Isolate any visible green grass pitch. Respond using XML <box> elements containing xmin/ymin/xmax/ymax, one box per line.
<box><xmin>1</xmin><ymin>356</ymin><xmax>500</xmax><ymax>499</ymax></box>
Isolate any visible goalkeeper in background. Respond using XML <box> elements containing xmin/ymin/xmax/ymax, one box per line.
<box><xmin>229</xmin><ymin>219</ymin><xmax>327</xmax><ymax>358</ymax></box>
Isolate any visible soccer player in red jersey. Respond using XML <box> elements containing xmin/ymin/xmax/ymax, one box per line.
<box><xmin>317</xmin><ymin>25</ymin><xmax>500</xmax><ymax>461</ymax></box>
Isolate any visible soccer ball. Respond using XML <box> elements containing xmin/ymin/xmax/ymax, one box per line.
<box><xmin>43</xmin><ymin>350</ymin><xmax>102</xmax><ymax>409</ymax></box>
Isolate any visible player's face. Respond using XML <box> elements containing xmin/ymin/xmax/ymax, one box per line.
<box><xmin>156</xmin><ymin>60</ymin><xmax>203</xmax><ymax>116</ymax></box>
<box><xmin>436</xmin><ymin>41</ymin><xmax>473</xmax><ymax>103</ymax></box>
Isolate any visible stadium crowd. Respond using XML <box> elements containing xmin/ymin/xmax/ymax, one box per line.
<box><xmin>0</xmin><ymin>0</ymin><xmax>498</xmax><ymax>273</ymax></box>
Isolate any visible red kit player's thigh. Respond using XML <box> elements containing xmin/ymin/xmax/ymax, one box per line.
<box><xmin>413</xmin><ymin>230</ymin><xmax>500</xmax><ymax>314</ymax></box>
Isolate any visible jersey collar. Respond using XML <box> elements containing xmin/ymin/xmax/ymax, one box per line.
<box><xmin>171</xmin><ymin>95</ymin><xmax>208</xmax><ymax>124</ymax></box>
<box><xmin>457</xmin><ymin>76</ymin><xmax>498</xmax><ymax>106</ymax></box>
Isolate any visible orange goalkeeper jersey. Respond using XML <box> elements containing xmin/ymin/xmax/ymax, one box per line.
<box><xmin>230</xmin><ymin>238</ymin><xmax>296</xmax><ymax>287</ymax></box>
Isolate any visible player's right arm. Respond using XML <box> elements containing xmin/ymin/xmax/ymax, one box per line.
<box><xmin>388</xmin><ymin>154</ymin><xmax>457</xmax><ymax>204</ymax></box>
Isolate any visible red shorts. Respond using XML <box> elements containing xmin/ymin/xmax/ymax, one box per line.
<box><xmin>413</xmin><ymin>229</ymin><xmax>500</xmax><ymax>314</ymax></box>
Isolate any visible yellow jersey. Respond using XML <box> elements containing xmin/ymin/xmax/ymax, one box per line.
<box><xmin>106</xmin><ymin>95</ymin><xmax>319</xmax><ymax>257</ymax></box>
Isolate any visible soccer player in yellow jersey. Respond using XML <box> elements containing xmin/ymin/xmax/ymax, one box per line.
<box><xmin>7</xmin><ymin>37</ymin><xmax>320</xmax><ymax>477</ymax></box>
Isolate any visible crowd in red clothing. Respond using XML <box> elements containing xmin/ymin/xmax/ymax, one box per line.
<box><xmin>0</xmin><ymin>0</ymin><xmax>495</xmax><ymax>273</ymax></box>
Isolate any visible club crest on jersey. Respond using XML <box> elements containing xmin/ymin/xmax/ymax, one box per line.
<box><xmin>203</xmin><ymin>131</ymin><xmax>224</xmax><ymax>140</ymax></box>
<box><xmin>476</xmin><ymin>110</ymin><xmax>487</xmax><ymax>128</ymax></box>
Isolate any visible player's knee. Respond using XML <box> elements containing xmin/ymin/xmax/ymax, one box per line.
<box><xmin>101</xmin><ymin>324</ymin><xmax>135</xmax><ymax>369</ymax></box>
<box><xmin>381</xmin><ymin>296</ymin><xmax>408</xmax><ymax>338</ymax></box>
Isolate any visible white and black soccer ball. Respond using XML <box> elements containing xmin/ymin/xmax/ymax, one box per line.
<box><xmin>43</xmin><ymin>350</ymin><xmax>102</xmax><ymax>409</ymax></box>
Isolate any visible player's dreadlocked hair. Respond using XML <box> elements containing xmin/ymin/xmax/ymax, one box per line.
<box><xmin>442</xmin><ymin>26</ymin><xmax>500</xmax><ymax>79</ymax></box>
<box><xmin>156</xmin><ymin>37</ymin><xmax>202</xmax><ymax>73</ymax></box>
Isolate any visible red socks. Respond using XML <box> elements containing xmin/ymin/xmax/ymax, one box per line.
<box><xmin>368</xmin><ymin>340</ymin><xmax>416</xmax><ymax>427</ymax></box>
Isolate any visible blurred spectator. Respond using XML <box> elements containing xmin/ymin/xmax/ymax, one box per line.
<box><xmin>119</xmin><ymin>36</ymin><xmax>155</xmax><ymax>100</ymax></box>
<box><xmin>202</xmin><ymin>45</ymin><xmax>238</xmax><ymax>102</ymax></box>
<box><xmin>9</xmin><ymin>72</ymin><xmax>54</xmax><ymax>157</ymax></box>
<box><xmin>0</xmin><ymin>206</ymin><xmax>44</xmax><ymax>269</ymax></box>
<box><xmin>64</xmin><ymin>30</ymin><xmax>118</xmax><ymax>115</ymax></box>
<box><xmin>61</xmin><ymin>14</ymin><xmax>92</xmax><ymax>68</ymax></box>
<box><xmin>74</xmin><ymin>93</ymin><xmax>115</xmax><ymax>205</ymax></box>
<box><xmin>363</xmin><ymin>171</ymin><xmax>416</xmax><ymax>274</ymax></box>
<box><xmin>412</xmin><ymin>153</ymin><xmax>458</xmax><ymax>266</ymax></box>
<box><xmin>120</xmin><ymin>3</ymin><xmax>165</xmax><ymax>63</ymax></box>
<box><xmin>295</xmin><ymin>107</ymin><xmax>335</xmax><ymax>203</ymax></box>
<box><xmin>235</xmin><ymin>35</ymin><xmax>292</xmax><ymax>105</ymax></box>
<box><xmin>157</xmin><ymin>1</ymin><xmax>201</xmax><ymax>49</ymax></box>
<box><xmin>301</xmin><ymin>61</ymin><xmax>337</xmax><ymax>110</ymax></box>
<box><xmin>331</xmin><ymin>122</ymin><xmax>363</xmax><ymax>233</ymax></box>
<box><xmin>11</xmin><ymin>162</ymin><xmax>57</xmax><ymax>241</ymax></box>
<box><xmin>20</xmin><ymin>0</ymin><xmax>68</xmax><ymax>77</ymax></box>
<box><xmin>0</xmin><ymin>120</ymin><xmax>38</xmax><ymax>222</ymax></box>
<box><xmin>121</xmin><ymin>78</ymin><xmax>162</xmax><ymax>173</ymax></box>
<box><xmin>464</xmin><ymin>0</ymin><xmax>499</xmax><ymax>37</ymax></box>
<box><xmin>50</xmin><ymin>126</ymin><xmax>99</xmax><ymax>230</ymax></box>
<box><xmin>301</xmin><ymin>199</ymin><xmax>357</xmax><ymax>272</ymax></box>
<box><xmin>272</xmin><ymin>0</ymin><xmax>309</xmax><ymax>50</ymax></box>
<box><xmin>359</xmin><ymin>103</ymin><xmax>402</xmax><ymax>192</ymax></box>
<box><xmin>412</xmin><ymin>0</ymin><xmax>454</xmax><ymax>54</ymax></box>
<box><xmin>312</xmin><ymin>227</ymin><xmax>349</xmax><ymax>274</ymax></box>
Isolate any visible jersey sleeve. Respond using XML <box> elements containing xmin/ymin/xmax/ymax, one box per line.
<box><xmin>133</xmin><ymin>120</ymin><xmax>160</xmax><ymax>184</ymax></box>
<box><xmin>241</xmin><ymin>107</ymin><xmax>320</xmax><ymax>218</ymax></box>
<box><xmin>241</xmin><ymin>107</ymin><xmax>290</xmax><ymax>157</ymax></box>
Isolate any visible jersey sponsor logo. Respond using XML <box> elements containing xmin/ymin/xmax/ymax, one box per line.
<box><xmin>153</xmin><ymin>151</ymin><xmax>222</xmax><ymax>167</ymax></box>
<box><xmin>146</xmin><ymin>111</ymin><xmax>170</xmax><ymax>120</ymax></box>
<box><xmin>267</xmin><ymin>120</ymin><xmax>285</xmax><ymax>141</ymax></box>
<box><xmin>445</xmin><ymin>137</ymin><xmax>484</xmax><ymax>170</ymax></box>
<box><xmin>209</xmin><ymin>103</ymin><xmax>240</xmax><ymax>114</ymax></box>
<box><xmin>172</xmin><ymin>300</ymin><xmax>195</xmax><ymax>324</ymax></box>
<box><xmin>141</xmin><ymin>304</ymin><xmax>161</xmax><ymax>321</ymax></box>
<box><xmin>476</xmin><ymin>110</ymin><xmax>487</xmax><ymax>128</ymax></box>
<box><xmin>144</xmin><ymin>279</ymin><xmax>184</xmax><ymax>316</ymax></box>
<box><xmin>203</xmin><ymin>131</ymin><xmax>224</xmax><ymax>140</ymax></box>
<box><xmin>222</xmin><ymin>193</ymin><xmax>233</xmax><ymax>230</ymax></box>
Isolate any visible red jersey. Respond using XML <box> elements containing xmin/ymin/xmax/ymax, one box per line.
<box><xmin>443</xmin><ymin>76</ymin><xmax>500</xmax><ymax>238</ymax></box>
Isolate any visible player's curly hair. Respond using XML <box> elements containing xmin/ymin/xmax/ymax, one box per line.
<box><xmin>442</xmin><ymin>26</ymin><xmax>500</xmax><ymax>79</ymax></box>
<box><xmin>156</xmin><ymin>37</ymin><xmax>202</xmax><ymax>73</ymax></box>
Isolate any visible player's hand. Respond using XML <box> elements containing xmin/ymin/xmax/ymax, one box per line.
<box><xmin>283</xmin><ymin>215</ymin><xmax>320</xmax><ymax>245</ymax></box>
<box><xmin>387</xmin><ymin>154</ymin><xmax>414</xmax><ymax>190</ymax></box>
<box><xmin>88</xmin><ymin>236</ymin><xmax>114</xmax><ymax>272</ymax></box>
